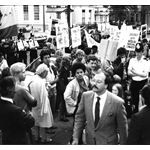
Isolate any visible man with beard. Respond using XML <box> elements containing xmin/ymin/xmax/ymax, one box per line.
<box><xmin>72</xmin><ymin>71</ymin><xmax>128</xmax><ymax>145</ymax></box>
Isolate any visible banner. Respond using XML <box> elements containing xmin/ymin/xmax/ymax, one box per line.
<box><xmin>117</xmin><ymin>24</ymin><xmax>133</xmax><ymax>49</ymax></box>
<box><xmin>125</xmin><ymin>30</ymin><xmax>140</xmax><ymax>51</ymax></box>
<box><xmin>98</xmin><ymin>39</ymin><xmax>109</xmax><ymax>60</ymax></box>
<box><xmin>106</xmin><ymin>40</ymin><xmax>118</xmax><ymax>61</ymax></box>
<box><xmin>108</xmin><ymin>25</ymin><xmax>119</xmax><ymax>40</ymax></box>
<box><xmin>0</xmin><ymin>6</ymin><xmax>18</xmax><ymax>40</ymax></box>
<box><xmin>84</xmin><ymin>29</ymin><xmax>119</xmax><ymax>61</ymax></box>
<box><xmin>55</xmin><ymin>24</ymin><xmax>69</xmax><ymax>49</ymax></box>
<box><xmin>84</xmin><ymin>29</ymin><xmax>100</xmax><ymax>48</ymax></box>
<box><xmin>71</xmin><ymin>26</ymin><xmax>81</xmax><ymax>48</ymax></box>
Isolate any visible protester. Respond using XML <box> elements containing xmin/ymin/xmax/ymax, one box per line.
<box><xmin>0</xmin><ymin>52</ymin><xmax>8</xmax><ymax>76</ymax></box>
<box><xmin>10</xmin><ymin>62</ymin><xmax>37</xmax><ymax>144</ymax></box>
<box><xmin>64</xmin><ymin>62</ymin><xmax>89</xmax><ymax>144</ymax></box>
<box><xmin>10</xmin><ymin>62</ymin><xmax>37</xmax><ymax>113</ymax></box>
<box><xmin>64</xmin><ymin>62</ymin><xmax>89</xmax><ymax>116</ymax></box>
<box><xmin>85</xmin><ymin>54</ymin><xmax>101</xmax><ymax>82</ymax></box>
<box><xmin>17</xmin><ymin>35</ymin><xmax>29</xmax><ymax>65</ymax></box>
<box><xmin>56</xmin><ymin>56</ymin><xmax>71</xmax><ymax>122</ymax></box>
<box><xmin>112</xmin><ymin>83</ymin><xmax>124</xmax><ymax>99</ymax></box>
<box><xmin>40</xmin><ymin>49</ymin><xmax>58</xmax><ymax>115</ymax></box>
<box><xmin>142</xmin><ymin>38</ymin><xmax>149</xmax><ymax>59</ymax></box>
<box><xmin>1</xmin><ymin>67</ymin><xmax>11</xmax><ymax>79</ymax></box>
<box><xmin>113</xmin><ymin>47</ymin><xmax>128</xmax><ymax>91</ymax></box>
<box><xmin>72</xmin><ymin>49</ymin><xmax>85</xmax><ymax>65</ymax></box>
<box><xmin>0</xmin><ymin>76</ymin><xmax>35</xmax><ymax>144</ymax></box>
<box><xmin>101</xmin><ymin>57</ymin><xmax>114</xmax><ymax>76</ymax></box>
<box><xmin>29</xmin><ymin>63</ymin><xmax>54</xmax><ymax>143</ymax></box>
<box><xmin>28</xmin><ymin>34</ymin><xmax>39</xmax><ymax>63</ymax></box>
<box><xmin>46</xmin><ymin>37</ymin><xmax>56</xmax><ymax>54</ymax></box>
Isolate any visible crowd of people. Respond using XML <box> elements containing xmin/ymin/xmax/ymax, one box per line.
<box><xmin>0</xmin><ymin>31</ymin><xmax>150</xmax><ymax>145</ymax></box>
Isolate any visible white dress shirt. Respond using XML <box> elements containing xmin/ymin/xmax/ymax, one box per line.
<box><xmin>1</xmin><ymin>96</ymin><xmax>13</xmax><ymax>103</ymax></box>
<box><xmin>128</xmin><ymin>56</ymin><xmax>149</xmax><ymax>81</ymax></box>
<box><xmin>92</xmin><ymin>90</ymin><xmax>107</xmax><ymax>120</ymax></box>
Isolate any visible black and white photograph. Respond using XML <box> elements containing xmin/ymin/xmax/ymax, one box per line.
<box><xmin>0</xmin><ymin>0</ymin><xmax>150</xmax><ymax>147</ymax></box>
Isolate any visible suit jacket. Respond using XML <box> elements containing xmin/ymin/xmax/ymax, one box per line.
<box><xmin>127</xmin><ymin>106</ymin><xmax>150</xmax><ymax>145</ymax></box>
<box><xmin>73</xmin><ymin>90</ymin><xmax>128</xmax><ymax>145</ymax></box>
<box><xmin>0</xmin><ymin>99</ymin><xmax>35</xmax><ymax>144</ymax></box>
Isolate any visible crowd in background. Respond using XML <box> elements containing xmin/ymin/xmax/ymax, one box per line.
<box><xmin>0</xmin><ymin>29</ymin><xmax>150</xmax><ymax>145</ymax></box>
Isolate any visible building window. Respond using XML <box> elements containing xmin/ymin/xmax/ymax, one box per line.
<box><xmin>82</xmin><ymin>9</ymin><xmax>85</xmax><ymax>24</ymax></box>
<box><xmin>89</xmin><ymin>10</ymin><xmax>92</xmax><ymax>24</ymax></box>
<box><xmin>23</xmin><ymin>5</ymin><xmax>29</xmax><ymax>20</ymax></box>
<box><xmin>34</xmin><ymin>5</ymin><xmax>39</xmax><ymax>20</ymax></box>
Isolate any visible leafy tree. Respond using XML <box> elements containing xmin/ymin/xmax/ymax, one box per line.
<box><xmin>108</xmin><ymin>5</ymin><xmax>138</xmax><ymax>29</ymax></box>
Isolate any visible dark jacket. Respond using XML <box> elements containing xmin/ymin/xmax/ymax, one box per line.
<box><xmin>14</xmin><ymin>85</ymin><xmax>37</xmax><ymax>113</ymax></box>
<box><xmin>127</xmin><ymin>106</ymin><xmax>150</xmax><ymax>145</ymax></box>
<box><xmin>113</xmin><ymin>57</ymin><xmax>124</xmax><ymax>79</ymax></box>
<box><xmin>0</xmin><ymin>99</ymin><xmax>35</xmax><ymax>144</ymax></box>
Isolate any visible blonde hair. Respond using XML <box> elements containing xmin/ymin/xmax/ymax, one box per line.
<box><xmin>10</xmin><ymin>62</ymin><xmax>26</xmax><ymax>76</ymax></box>
<box><xmin>76</xmin><ymin>49</ymin><xmax>85</xmax><ymax>56</ymax></box>
<box><xmin>36</xmin><ymin>63</ymin><xmax>49</xmax><ymax>75</ymax></box>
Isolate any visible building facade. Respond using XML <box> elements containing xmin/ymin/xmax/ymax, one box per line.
<box><xmin>14</xmin><ymin>5</ymin><xmax>109</xmax><ymax>32</ymax></box>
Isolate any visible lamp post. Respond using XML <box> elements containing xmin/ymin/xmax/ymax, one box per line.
<box><xmin>63</xmin><ymin>5</ymin><xmax>73</xmax><ymax>46</ymax></box>
<box><xmin>43</xmin><ymin>5</ymin><xmax>45</xmax><ymax>32</ymax></box>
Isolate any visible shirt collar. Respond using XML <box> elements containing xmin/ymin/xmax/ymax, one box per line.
<box><xmin>94</xmin><ymin>90</ymin><xmax>107</xmax><ymax>100</ymax></box>
<box><xmin>1</xmin><ymin>96</ymin><xmax>13</xmax><ymax>103</ymax></box>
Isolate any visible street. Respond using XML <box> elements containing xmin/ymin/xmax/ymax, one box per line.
<box><xmin>0</xmin><ymin>113</ymin><xmax>74</xmax><ymax>145</ymax></box>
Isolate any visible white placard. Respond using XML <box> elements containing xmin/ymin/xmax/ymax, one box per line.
<box><xmin>71</xmin><ymin>26</ymin><xmax>81</xmax><ymax>48</ymax></box>
<box><xmin>55</xmin><ymin>24</ymin><xmax>69</xmax><ymax>49</ymax></box>
<box><xmin>125</xmin><ymin>30</ymin><xmax>140</xmax><ymax>51</ymax></box>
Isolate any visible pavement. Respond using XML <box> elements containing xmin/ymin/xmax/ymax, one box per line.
<box><xmin>0</xmin><ymin>112</ymin><xmax>74</xmax><ymax>145</ymax></box>
<box><xmin>43</xmin><ymin>113</ymin><xmax>74</xmax><ymax>145</ymax></box>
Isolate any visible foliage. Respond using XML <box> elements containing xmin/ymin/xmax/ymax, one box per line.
<box><xmin>108</xmin><ymin>5</ymin><xmax>138</xmax><ymax>29</ymax></box>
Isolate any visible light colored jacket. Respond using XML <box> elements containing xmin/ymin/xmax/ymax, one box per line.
<box><xmin>64</xmin><ymin>75</ymin><xmax>89</xmax><ymax>114</ymax></box>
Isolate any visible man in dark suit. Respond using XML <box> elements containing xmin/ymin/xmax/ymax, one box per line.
<box><xmin>0</xmin><ymin>76</ymin><xmax>35</xmax><ymax>144</ymax></box>
<box><xmin>72</xmin><ymin>71</ymin><xmax>128</xmax><ymax>145</ymax></box>
<box><xmin>127</xmin><ymin>84</ymin><xmax>150</xmax><ymax>144</ymax></box>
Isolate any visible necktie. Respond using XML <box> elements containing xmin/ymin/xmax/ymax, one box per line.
<box><xmin>95</xmin><ymin>97</ymin><xmax>100</xmax><ymax>127</ymax></box>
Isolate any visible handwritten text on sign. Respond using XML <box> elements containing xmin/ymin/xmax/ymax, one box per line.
<box><xmin>125</xmin><ymin>30</ymin><xmax>140</xmax><ymax>51</ymax></box>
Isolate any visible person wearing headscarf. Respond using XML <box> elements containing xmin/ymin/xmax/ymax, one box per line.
<box><xmin>28</xmin><ymin>63</ymin><xmax>54</xmax><ymax>143</ymax></box>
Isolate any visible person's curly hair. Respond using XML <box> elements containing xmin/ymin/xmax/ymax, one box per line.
<box><xmin>40</xmin><ymin>49</ymin><xmax>51</xmax><ymax>61</ymax></box>
<box><xmin>71</xmin><ymin>62</ymin><xmax>86</xmax><ymax>77</ymax></box>
<box><xmin>61</xmin><ymin>56</ymin><xmax>71</xmax><ymax>69</ymax></box>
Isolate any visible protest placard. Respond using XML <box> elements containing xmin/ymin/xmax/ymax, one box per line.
<box><xmin>55</xmin><ymin>24</ymin><xmax>69</xmax><ymax>49</ymax></box>
<box><xmin>125</xmin><ymin>30</ymin><xmax>140</xmax><ymax>51</ymax></box>
<box><xmin>71</xmin><ymin>26</ymin><xmax>81</xmax><ymax>48</ymax></box>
